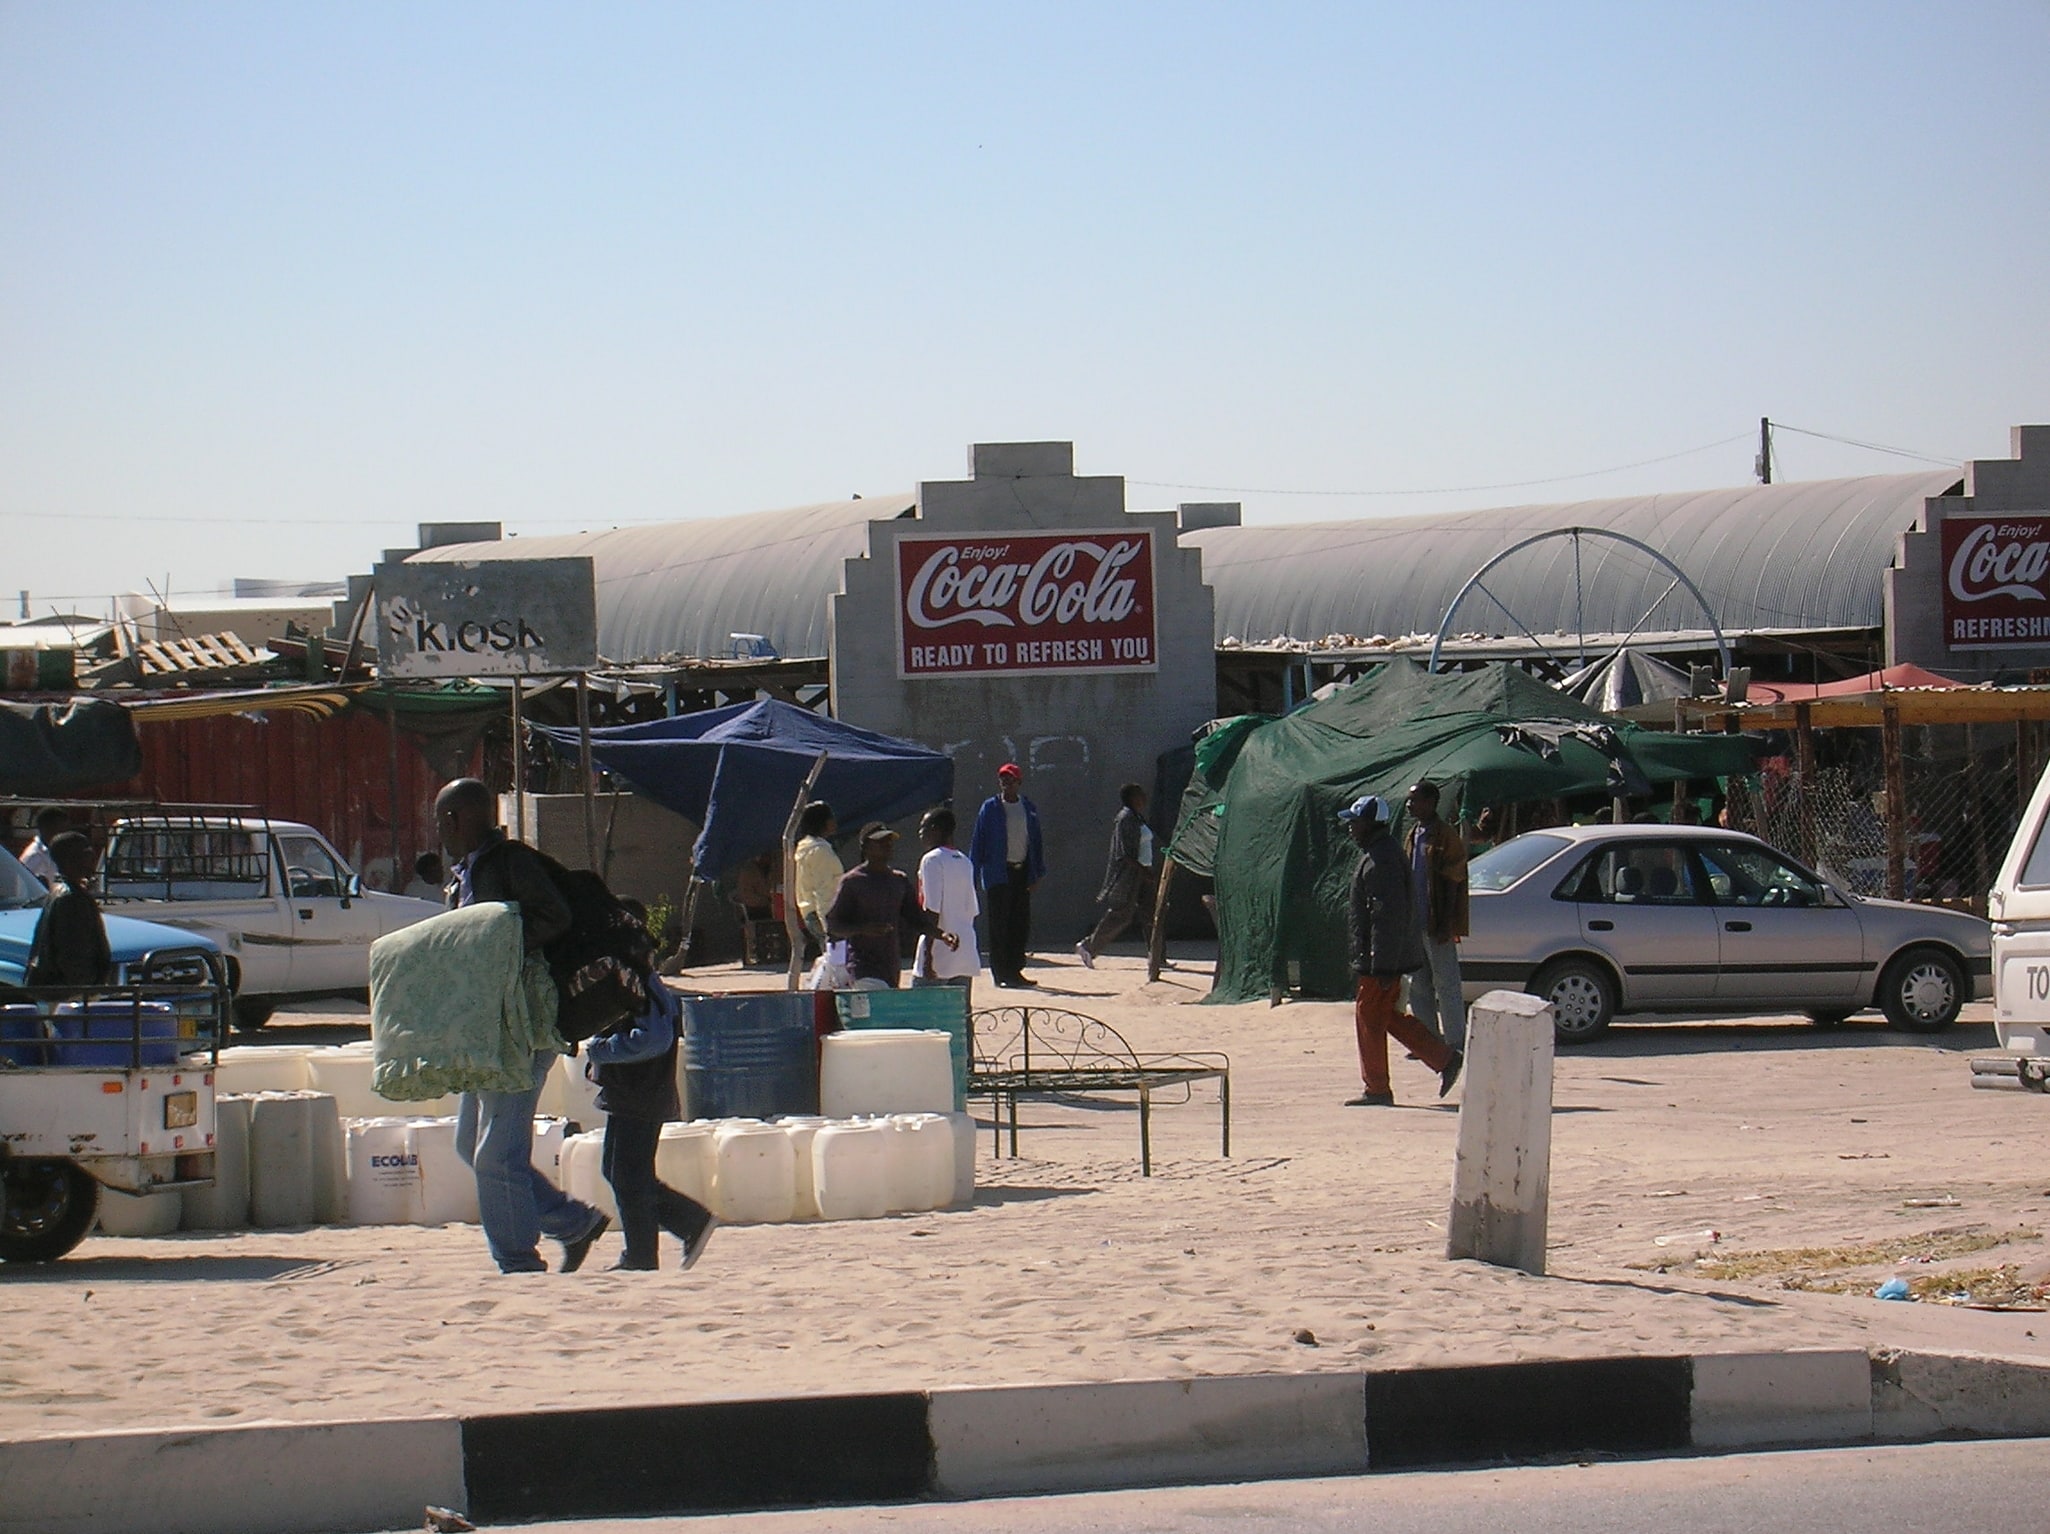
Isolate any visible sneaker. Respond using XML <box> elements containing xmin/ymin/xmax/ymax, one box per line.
<box><xmin>1075</xmin><ymin>942</ymin><xmax>1095</xmax><ymax>969</ymax></box>
<box><xmin>1344</xmin><ymin>1091</ymin><xmax>1396</xmax><ymax>1107</ymax></box>
<box><xmin>679</xmin><ymin>1213</ymin><xmax>719</xmax><ymax>1272</ymax></box>
<box><xmin>559</xmin><ymin>1212</ymin><xmax>609</xmax><ymax>1274</ymax></box>
<box><xmin>1438</xmin><ymin>1050</ymin><xmax>1464</xmax><ymax>1099</ymax></box>
<box><xmin>607</xmin><ymin>1256</ymin><xmax>658</xmax><ymax>1272</ymax></box>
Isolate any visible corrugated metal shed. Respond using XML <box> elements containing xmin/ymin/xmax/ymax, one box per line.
<box><xmin>1187</xmin><ymin>471</ymin><xmax>1961</xmax><ymax>645</ymax></box>
<box><xmin>408</xmin><ymin>494</ymin><xmax>915</xmax><ymax>664</ymax></box>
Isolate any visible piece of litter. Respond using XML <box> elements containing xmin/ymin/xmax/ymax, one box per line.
<box><xmin>1648</xmin><ymin>1190</ymin><xmax>1688</xmax><ymax>1198</ymax></box>
<box><xmin>1292</xmin><ymin>1328</ymin><xmax>1318</xmax><ymax>1346</ymax></box>
<box><xmin>1875</xmin><ymin>1277</ymin><xmax>1913</xmax><ymax>1301</ymax></box>
<box><xmin>1839</xmin><ymin>1152</ymin><xmax>1890</xmax><ymax>1160</ymax></box>
<box><xmin>1903</xmin><ymin>1196</ymin><xmax>1962</xmax><ymax>1209</ymax></box>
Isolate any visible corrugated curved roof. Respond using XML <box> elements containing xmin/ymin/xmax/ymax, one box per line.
<box><xmin>1188</xmin><ymin>471</ymin><xmax>1960</xmax><ymax>644</ymax></box>
<box><xmin>409</xmin><ymin>494</ymin><xmax>915</xmax><ymax>663</ymax></box>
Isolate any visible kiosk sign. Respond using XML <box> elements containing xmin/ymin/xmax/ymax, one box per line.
<box><xmin>376</xmin><ymin>557</ymin><xmax>598</xmax><ymax>677</ymax></box>
<box><xmin>896</xmin><ymin>530</ymin><xmax>1158</xmax><ymax>677</ymax></box>
<box><xmin>1940</xmin><ymin>515</ymin><xmax>2050</xmax><ymax>650</ymax></box>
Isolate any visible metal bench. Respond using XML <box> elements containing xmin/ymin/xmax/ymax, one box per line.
<box><xmin>967</xmin><ymin>1005</ymin><xmax>1230</xmax><ymax>1176</ymax></box>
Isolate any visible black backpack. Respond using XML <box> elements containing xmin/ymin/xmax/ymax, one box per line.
<box><xmin>531</xmin><ymin>853</ymin><xmax>656</xmax><ymax>1045</ymax></box>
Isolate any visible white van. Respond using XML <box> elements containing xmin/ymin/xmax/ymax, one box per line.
<box><xmin>1984</xmin><ymin>766</ymin><xmax>2050</xmax><ymax>1073</ymax></box>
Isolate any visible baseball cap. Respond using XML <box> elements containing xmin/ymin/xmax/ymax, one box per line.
<box><xmin>859</xmin><ymin>821</ymin><xmax>899</xmax><ymax>844</ymax></box>
<box><xmin>997</xmin><ymin>762</ymin><xmax>1022</xmax><ymax>780</ymax></box>
<box><xmin>1336</xmin><ymin>795</ymin><xmax>1389</xmax><ymax>824</ymax></box>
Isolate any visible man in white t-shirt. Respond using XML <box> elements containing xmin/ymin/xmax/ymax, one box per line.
<box><xmin>911</xmin><ymin>806</ymin><xmax>981</xmax><ymax>1009</ymax></box>
<box><xmin>19</xmin><ymin>807</ymin><xmax>69</xmax><ymax>886</ymax></box>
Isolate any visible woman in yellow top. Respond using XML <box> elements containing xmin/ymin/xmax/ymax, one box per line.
<box><xmin>792</xmin><ymin>800</ymin><xmax>843</xmax><ymax>956</ymax></box>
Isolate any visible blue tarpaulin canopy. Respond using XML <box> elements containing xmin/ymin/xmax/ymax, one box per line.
<box><xmin>537</xmin><ymin>699</ymin><xmax>953</xmax><ymax>880</ymax></box>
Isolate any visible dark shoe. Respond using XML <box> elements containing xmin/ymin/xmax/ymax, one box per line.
<box><xmin>1438</xmin><ymin>1051</ymin><xmax>1464</xmax><ymax>1099</ymax></box>
<box><xmin>559</xmin><ymin>1212</ymin><xmax>610</xmax><ymax>1274</ymax></box>
<box><xmin>679</xmin><ymin>1213</ymin><xmax>719</xmax><ymax>1272</ymax></box>
<box><xmin>1344</xmin><ymin>1091</ymin><xmax>1396</xmax><ymax>1107</ymax></box>
<box><xmin>608</xmin><ymin>1256</ymin><xmax>658</xmax><ymax>1272</ymax></box>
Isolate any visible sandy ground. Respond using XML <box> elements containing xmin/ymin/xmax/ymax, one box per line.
<box><xmin>4</xmin><ymin>948</ymin><xmax>2048</xmax><ymax>1440</ymax></box>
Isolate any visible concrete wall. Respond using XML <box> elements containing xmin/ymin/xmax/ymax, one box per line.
<box><xmin>1887</xmin><ymin>425</ymin><xmax>2050</xmax><ymax>677</ymax></box>
<box><xmin>829</xmin><ymin>442</ymin><xmax>1217</xmax><ymax>939</ymax></box>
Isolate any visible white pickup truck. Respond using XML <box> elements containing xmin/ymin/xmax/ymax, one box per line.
<box><xmin>98</xmin><ymin>815</ymin><xmax>443</xmax><ymax>1032</ymax></box>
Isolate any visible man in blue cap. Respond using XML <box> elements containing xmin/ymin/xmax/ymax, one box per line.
<box><xmin>1339</xmin><ymin>794</ymin><xmax>1462</xmax><ymax>1107</ymax></box>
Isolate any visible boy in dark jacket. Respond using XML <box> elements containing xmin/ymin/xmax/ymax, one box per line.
<box><xmin>1340</xmin><ymin>795</ymin><xmax>1462</xmax><ymax>1107</ymax></box>
<box><xmin>587</xmin><ymin>906</ymin><xmax>716</xmax><ymax>1271</ymax></box>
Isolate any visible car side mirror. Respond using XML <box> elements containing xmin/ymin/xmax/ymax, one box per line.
<box><xmin>344</xmin><ymin>873</ymin><xmax>362</xmax><ymax>904</ymax></box>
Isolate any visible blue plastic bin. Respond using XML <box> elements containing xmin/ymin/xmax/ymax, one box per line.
<box><xmin>0</xmin><ymin>1002</ymin><xmax>180</xmax><ymax>1067</ymax></box>
<box><xmin>679</xmin><ymin>992</ymin><xmax>820</xmax><ymax>1120</ymax></box>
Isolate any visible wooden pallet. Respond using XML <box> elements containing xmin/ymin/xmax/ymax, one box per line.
<box><xmin>135</xmin><ymin>631</ymin><xmax>265</xmax><ymax>676</ymax></box>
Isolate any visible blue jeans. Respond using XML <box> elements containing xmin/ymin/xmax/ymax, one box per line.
<box><xmin>456</xmin><ymin>1050</ymin><xmax>599</xmax><ymax>1273</ymax></box>
<box><xmin>1405</xmin><ymin>936</ymin><xmax>1467</xmax><ymax>1054</ymax></box>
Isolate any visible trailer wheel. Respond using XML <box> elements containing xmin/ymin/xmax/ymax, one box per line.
<box><xmin>0</xmin><ymin>1160</ymin><xmax>101</xmax><ymax>1263</ymax></box>
<box><xmin>232</xmin><ymin>996</ymin><xmax>275</xmax><ymax>1033</ymax></box>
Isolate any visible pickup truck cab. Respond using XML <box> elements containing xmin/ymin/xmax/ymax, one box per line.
<box><xmin>1986</xmin><ymin>765</ymin><xmax>2050</xmax><ymax>1088</ymax></box>
<box><xmin>98</xmin><ymin>815</ymin><xmax>443</xmax><ymax>1031</ymax></box>
<box><xmin>0</xmin><ymin>843</ymin><xmax>230</xmax><ymax>1261</ymax></box>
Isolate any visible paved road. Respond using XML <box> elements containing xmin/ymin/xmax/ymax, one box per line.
<box><xmin>493</xmin><ymin>1439</ymin><xmax>2048</xmax><ymax>1534</ymax></box>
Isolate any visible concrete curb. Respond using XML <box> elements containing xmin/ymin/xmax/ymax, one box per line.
<box><xmin>3</xmin><ymin>1348</ymin><xmax>2047</xmax><ymax>1533</ymax></box>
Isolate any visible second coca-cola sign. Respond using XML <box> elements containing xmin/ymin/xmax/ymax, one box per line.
<box><xmin>1940</xmin><ymin>514</ymin><xmax>2050</xmax><ymax>649</ymax></box>
<box><xmin>895</xmin><ymin>530</ymin><xmax>1159</xmax><ymax>677</ymax></box>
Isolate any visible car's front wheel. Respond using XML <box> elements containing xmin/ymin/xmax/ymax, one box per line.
<box><xmin>1530</xmin><ymin>957</ymin><xmax>1617</xmax><ymax>1043</ymax></box>
<box><xmin>231</xmin><ymin>996</ymin><xmax>275</xmax><ymax>1033</ymax></box>
<box><xmin>0</xmin><ymin>1160</ymin><xmax>101</xmax><ymax>1263</ymax></box>
<box><xmin>1878</xmin><ymin>947</ymin><xmax>1966</xmax><ymax>1033</ymax></box>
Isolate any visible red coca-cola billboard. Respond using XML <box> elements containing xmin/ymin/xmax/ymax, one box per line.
<box><xmin>1940</xmin><ymin>514</ymin><xmax>2050</xmax><ymax>649</ymax></box>
<box><xmin>895</xmin><ymin>530</ymin><xmax>1159</xmax><ymax>677</ymax></box>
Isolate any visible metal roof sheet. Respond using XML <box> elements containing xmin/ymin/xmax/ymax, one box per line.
<box><xmin>408</xmin><ymin>494</ymin><xmax>914</xmax><ymax>664</ymax></box>
<box><xmin>1185</xmin><ymin>471</ymin><xmax>1961</xmax><ymax>645</ymax></box>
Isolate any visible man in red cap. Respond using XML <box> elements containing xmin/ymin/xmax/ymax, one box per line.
<box><xmin>969</xmin><ymin>762</ymin><xmax>1045</xmax><ymax>987</ymax></box>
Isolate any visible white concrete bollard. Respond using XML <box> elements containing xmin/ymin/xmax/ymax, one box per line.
<box><xmin>1447</xmin><ymin>989</ymin><xmax>1554</xmax><ymax>1275</ymax></box>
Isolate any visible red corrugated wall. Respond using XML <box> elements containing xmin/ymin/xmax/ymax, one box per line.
<box><xmin>128</xmin><ymin>710</ymin><xmax>462</xmax><ymax>891</ymax></box>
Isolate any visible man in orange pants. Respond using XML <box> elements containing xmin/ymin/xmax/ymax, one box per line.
<box><xmin>1339</xmin><ymin>794</ymin><xmax>1463</xmax><ymax>1107</ymax></box>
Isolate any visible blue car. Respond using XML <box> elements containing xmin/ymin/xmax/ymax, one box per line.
<box><xmin>0</xmin><ymin>845</ymin><xmax>225</xmax><ymax>1002</ymax></box>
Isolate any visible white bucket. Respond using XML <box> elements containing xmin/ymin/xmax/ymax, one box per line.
<box><xmin>215</xmin><ymin>1046</ymin><xmax>314</xmax><ymax>1096</ymax></box>
<box><xmin>944</xmin><ymin>1111</ymin><xmax>977</xmax><ymax>1209</ymax></box>
<box><xmin>346</xmin><ymin>1117</ymin><xmax>424</xmax><ymax>1226</ymax></box>
<box><xmin>96</xmin><ymin>1186</ymin><xmax>183</xmax><ymax>1237</ymax></box>
<box><xmin>655</xmin><ymin>1123</ymin><xmax>716</xmax><ymax>1207</ymax></box>
<box><xmin>307</xmin><ymin>1093</ymin><xmax>347</xmax><ymax>1224</ymax></box>
<box><xmin>819</xmin><ymin>1030</ymin><xmax>955</xmax><ymax>1118</ymax></box>
<box><xmin>779</xmin><ymin>1117</ymin><xmax>828</xmax><ymax>1219</ymax></box>
<box><xmin>530</xmin><ymin>1116</ymin><xmax>569</xmax><ymax>1188</ymax></box>
<box><xmin>539</xmin><ymin>1055</ymin><xmax>606</xmax><ymax>1130</ymax></box>
<box><xmin>182</xmin><ymin>1093</ymin><xmax>252</xmax><ymax>1231</ymax></box>
<box><xmin>409</xmin><ymin>1117</ymin><xmax>481</xmax><ymax>1225</ymax></box>
<box><xmin>303</xmin><ymin>1049</ymin><xmax>385</xmax><ymax>1121</ymax></box>
<box><xmin>562</xmin><ymin>1130</ymin><xmax>618</xmax><ymax>1221</ymax></box>
<box><xmin>248</xmin><ymin>1091</ymin><xmax>319</xmax><ymax>1228</ymax></box>
<box><xmin>811</xmin><ymin>1121</ymin><xmax>891</xmax><ymax>1221</ymax></box>
<box><xmin>884</xmin><ymin>1114</ymin><xmax>954</xmax><ymax>1214</ymax></box>
<box><xmin>710</xmin><ymin>1120</ymin><xmax>796</xmax><ymax>1224</ymax></box>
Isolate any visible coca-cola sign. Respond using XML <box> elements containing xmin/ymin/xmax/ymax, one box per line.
<box><xmin>1940</xmin><ymin>515</ymin><xmax>2050</xmax><ymax>649</ymax></box>
<box><xmin>895</xmin><ymin>530</ymin><xmax>1158</xmax><ymax>677</ymax></box>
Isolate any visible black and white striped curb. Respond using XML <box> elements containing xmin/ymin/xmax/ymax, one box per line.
<box><xmin>4</xmin><ymin>1348</ymin><xmax>2048</xmax><ymax>1534</ymax></box>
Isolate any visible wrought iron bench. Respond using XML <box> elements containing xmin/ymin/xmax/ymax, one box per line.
<box><xmin>967</xmin><ymin>1005</ymin><xmax>1230</xmax><ymax>1176</ymax></box>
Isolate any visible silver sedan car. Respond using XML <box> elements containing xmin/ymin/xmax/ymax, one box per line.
<box><xmin>1460</xmin><ymin>824</ymin><xmax>1992</xmax><ymax>1043</ymax></box>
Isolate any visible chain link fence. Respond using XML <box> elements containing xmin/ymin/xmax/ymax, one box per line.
<box><xmin>1724</xmin><ymin>720</ymin><xmax>2045</xmax><ymax>915</ymax></box>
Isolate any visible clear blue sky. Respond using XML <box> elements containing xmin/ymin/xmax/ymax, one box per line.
<box><xmin>4</xmin><ymin>2</ymin><xmax>2045</xmax><ymax>613</ymax></box>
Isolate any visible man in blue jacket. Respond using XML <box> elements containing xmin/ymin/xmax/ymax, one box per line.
<box><xmin>970</xmin><ymin>762</ymin><xmax>1045</xmax><ymax>988</ymax></box>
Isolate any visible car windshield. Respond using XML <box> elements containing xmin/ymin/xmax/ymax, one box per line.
<box><xmin>0</xmin><ymin>845</ymin><xmax>50</xmax><ymax>909</ymax></box>
<box><xmin>1469</xmin><ymin>833</ymin><xmax>1571</xmax><ymax>892</ymax></box>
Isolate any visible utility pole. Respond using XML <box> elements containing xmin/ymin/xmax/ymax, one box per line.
<box><xmin>1755</xmin><ymin>417</ymin><xmax>1773</xmax><ymax>485</ymax></box>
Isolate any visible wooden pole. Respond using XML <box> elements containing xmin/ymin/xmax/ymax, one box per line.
<box><xmin>510</xmin><ymin>677</ymin><xmax>526</xmax><ymax>844</ymax></box>
<box><xmin>1146</xmin><ymin>855</ymin><xmax>1178</xmax><ymax>983</ymax></box>
<box><xmin>1882</xmin><ymin>705</ymin><xmax>1907</xmax><ymax>901</ymax></box>
<box><xmin>783</xmin><ymin>750</ymin><xmax>831</xmax><ymax>991</ymax></box>
<box><xmin>1794</xmin><ymin>702</ymin><xmax>1817</xmax><ymax>867</ymax></box>
<box><xmin>1447</xmin><ymin>989</ymin><xmax>1554</xmax><ymax>1275</ymax></box>
<box><xmin>575</xmin><ymin>673</ymin><xmax>597</xmax><ymax>871</ymax></box>
<box><xmin>384</xmin><ymin>683</ymin><xmax>402</xmax><ymax>887</ymax></box>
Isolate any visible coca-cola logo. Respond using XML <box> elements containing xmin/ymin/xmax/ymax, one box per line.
<box><xmin>905</xmin><ymin>538</ymin><xmax>1145</xmax><ymax>631</ymax></box>
<box><xmin>1947</xmin><ymin>522</ymin><xmax>2050</xmax><ymax>604</ymax></box>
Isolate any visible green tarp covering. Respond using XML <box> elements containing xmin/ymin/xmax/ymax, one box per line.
<box><xmin>1174</xmin><ymin>659</ymin><xmax>1760</xmax><ymax>1003</ymax></box>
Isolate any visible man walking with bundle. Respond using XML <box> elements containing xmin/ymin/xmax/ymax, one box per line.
<box><xmin>1402</xmin><ymin>780</ymin><xmax>1470</xmax><ymax>1054</ymax></box>
<box><xmin>1340</xmin><ymin>794</ymin><xmax>1461</xmax><ymax>1107</ymax></box>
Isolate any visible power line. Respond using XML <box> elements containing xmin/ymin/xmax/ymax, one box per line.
<box><xmin>1767</xmin><ymin>422</ymin><xmax>1960</xmax><ymax>466</ymax></box>
<box><xmin>1129</xmin><ymin>433</ymin><xmax>1753</xmax><ymax>498</ymax></box>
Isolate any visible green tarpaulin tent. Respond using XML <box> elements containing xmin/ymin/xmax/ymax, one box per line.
<box><xmin>1171</xmin><ymin>659</ymin><xmax>1760</xmax><ymax>1003</ymax></box>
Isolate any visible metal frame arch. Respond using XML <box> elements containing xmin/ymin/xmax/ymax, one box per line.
<box><xmin>1426</xmin><ymin>525</ymin><xmax>1732</xmax><ymax>675</ymax></box>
